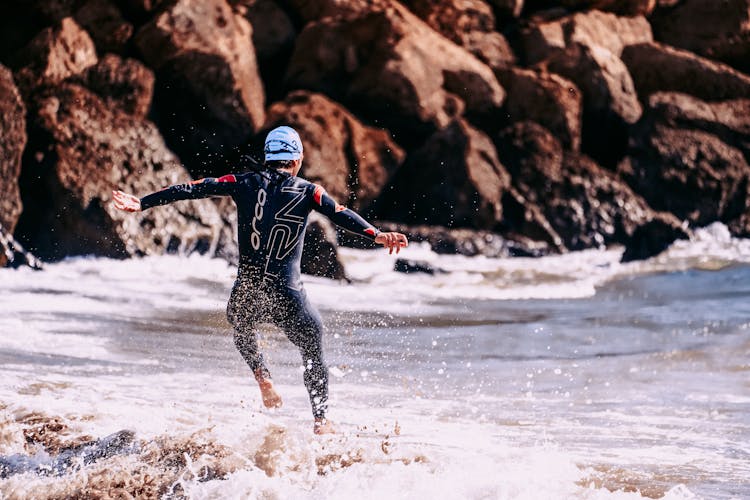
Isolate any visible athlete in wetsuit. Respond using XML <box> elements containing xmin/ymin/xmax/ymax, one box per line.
<box><xmin>112</xmin><ymin>126</ymin><xmax>408</xmax><ymax>434</ymax></box>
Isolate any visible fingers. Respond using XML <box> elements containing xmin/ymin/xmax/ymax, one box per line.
<box><xmin>395</xmin><ymin>233</ymin><xmax>408</xmax><ymax>254</ymax></box>
<box><xmin>112</xmin><ymin>190</ymin><xmax>140</xmax><ymax>212</ymax></box>
<box><xmin>377</xmin><ymin>232</ymin><xmax>408</xmax><ymax>254</ymax></box>
<box><xmin>112</xmin><ymin>190</ymin><xmax>125</xmax><ymax>210</ymax></box>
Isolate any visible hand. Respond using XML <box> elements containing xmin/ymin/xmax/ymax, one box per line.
<box><xmin>375</xmin><ymin>231</ymin><xmax>408</xmax><ymax>255</ymax></box>
<box><xmin>112</xmin><ymin>190</ymin><xmax>141</xmax><ymax>212</ymax></box>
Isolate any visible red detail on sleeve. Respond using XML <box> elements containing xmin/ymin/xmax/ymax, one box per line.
<box><xmin>364</xmin><ymin>228</ymin><xmax>377</xmax><ymax>237</ymax></box>
<box><xmin>217</xmin><ymin>174</ymin><xmax>237</xmax><ymax>183</ymax></box>
<box><xmin>189</xmin><ymin>178</ymin><xmax>208</xmax><ymax>185</ymax></box>
<box><xmin>313</xmin><ymin>184</ymin><xmax>325</xmax><ymax>205</ymax></box>
<box><xmin>335</xmin><ymin>203</ymin><xmax>346</xmax><ymax>213</ymax></box>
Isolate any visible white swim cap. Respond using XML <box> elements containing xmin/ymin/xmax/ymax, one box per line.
<box><xmin>264</xmin><ymin>126</ymin><xmax>303</xmax><ymax>161</ymax></box>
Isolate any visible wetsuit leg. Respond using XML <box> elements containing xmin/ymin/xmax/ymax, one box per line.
<box><xmin>273</xmin><ymin>288</ymin><xmax>328</xmax><ymax>419</ymax></box>
<box><xmin>226</xmin><ymin>277</ymin><xmax>271</xmax><ymax>379</ymax></box>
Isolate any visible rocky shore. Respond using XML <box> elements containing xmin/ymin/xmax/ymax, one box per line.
<box><xmin>1</xmin><ymin>0</ymin><xmax>748</xmax><ymax>273</ymax></box>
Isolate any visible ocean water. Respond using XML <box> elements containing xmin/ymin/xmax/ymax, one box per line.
<box><xmin>0</xmin><ymin>223</ymin><xmax>748</xmax><ymax>499</ymax></box>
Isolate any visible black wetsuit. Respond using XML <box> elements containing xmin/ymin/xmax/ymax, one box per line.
<box><xmin>140</xmin><ymin>166</ymin><xmax>380</xmax><ymax>419</ymax></box>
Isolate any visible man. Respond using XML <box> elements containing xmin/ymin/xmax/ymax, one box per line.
<box><xmin>112</xmin><ymin>126</ymin><xmax>408</xmax><ymax>434</ymax></box>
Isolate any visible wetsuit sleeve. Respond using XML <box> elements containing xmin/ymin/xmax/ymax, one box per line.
<box><xmin>310</xmin><ymin>184</ymin><xmax>380</xmax><ymax>241</ymax></box>
<box><xmin>140</xmin><ymin>174</ymin><xmax>239</xmax><ymax>210</ymax></box>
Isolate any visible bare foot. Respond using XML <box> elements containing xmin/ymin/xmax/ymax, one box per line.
<box><xmin>313</xmin><ymin>418</ymin><xmax>336</xmax><ymax>435</ymax></box>
<box><xmin>256</xmin><ymin>378</ymin><xmax>282</xmax><ymax>409</ymax></box>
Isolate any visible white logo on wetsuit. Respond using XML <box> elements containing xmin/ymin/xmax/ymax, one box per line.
<box><xmin>251</xmin><ymin>188</ymin><xmax>267</xmax><ymax>250</ymax></box>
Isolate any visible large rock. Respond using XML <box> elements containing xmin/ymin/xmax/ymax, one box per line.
<box><xmin>7</xmin><ymin>0</ymin><xmax>133</xmax><ymax>54</ymax></box>
<box><xmin>651</xmin><ymin>0</ymin><xmax>750</xmax><ymax>74</ymax></box>
<box><xmin>80</xmin><ymin>54</ymin><xmax>155</xmax><ymax>119</ymax></box>
<box><xmin>301</xmin><ymin>212</ymin><xmax>347</xmax><ymax>281</ymax></box>
<box><xmin>231</xmin><ymin>0</ymin><xmax>297</xmax><ymax>101</ymax></box>
<box><xmin>546</xmin><ymin>42</ymin><xmax>642</xmax><ymax>165</ymax></box>
<box><xmin>15</xmin><ymin>17</ymin><xmax>98</xmax><ymax>95</ymax></box>
<box><xmin>15</xmin><ymin>82</ymin><xmax>234</xmax><ymax>262</ymax></box>
<box><xmin>729</xmin><ymin>206</ymin><xmax>750</xmax><ymax>237</ymax></box>
<box><xmin>622</xmin><ymin>42</ymin><xmax>750</xmax><ymax>102</ymax></box>
<box><xmin>644</xmin><ymin>92</ymin><xmax>750</xmax><ymax>162</ymax></box>
<box><xmin>264</xmin><ymin>91</ymin><xmax>405</xmax><ymax>211</ymax></box>
<box><xmin>231</xmin><ymin>0</ymin><xmax>295</xmax><ymax>60</ymax></box>
<box><xmin>374</xmin><ymin>118</ymin><xmax>560</xmax><ymax>249</ymax></box>
<box><xmin>497</xmin><ymin>67</ymin><xmax>582</xmax><ymax>150</ymax></box>
<box><xmin>285</xmin><ymin>2</ymin><xmax>506</xmax><ymax>139</ymax></box>
<box><xmin>497</xmin><ymin>121</ymin><xmax>661</xmax><ymax>251</ymax></box>
<box><xmin>135</xmin><ymin>0</ymin><xmax>266</xmax><ymax>177</ymax></box>
<box><xmin>623</xmin><ymin>93</ymin><xmax>750</xmax><ymax>236</ymax></box>
<box><xmin>621</xmin><ymin>213</ymin><xmax>690</xmax><ymax>262</ymax></box>
<box><xmin>0</xmin><ymin>66</ymin><xmax>26</xmax><ymax>267</ymax></box>
<box><xmin>374</xmin><ymin>119</ymin><xmax>511</xmax><ymax>229</ymax></box>
<box><xmin>619</xmin><ymin>121</ymin><xmax>750</xmax><ymax>229</ymax></box>
<box><xmin>405</xmin><ymin>0</ymin><xmax>516</xmax><ymax>70</ymax></box>
<box><xmin>522</xmin><ymin>9</ymin><xmax>652</xmax><ymax>65</ymax></box>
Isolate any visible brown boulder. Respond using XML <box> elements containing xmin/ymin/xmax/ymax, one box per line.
<box><xmin>497</xmin><ymin>67</ymin><xmax>582</xmax><ymax>150</ymax></box>
<box><xmin>728</xmin><ymin>206</ymin><xmax>750</xmax><ymax>237</ymax></box>
<box><xmin>651</xmin><ymin>0</ymin><xmax>750</xmax><ymax>73</ymax></box>
<box><xmin>522</xmin><ymin>9</ymin><xmax>652</xmax><ymax>65</ymax></box>
<box><xmin>81</xmin><ymin>54</ymin><xmax>155</xmax><ymax>119</ymax></box>
<box><xmin>74</xmin><ymin>0</ymin><xmax>134</xmax><ymax>54</ymax></box>
<box><xmin>233</xmin><ymin>0</ymin><xmax>297</xmax><ymax>102</ymax></box>
<box><xmin>374</xmin><ymin>119</ymin><xmax>510</xmax><ymax>228</ymax></box>
<box><xmin>264</xmin><ymin>91</ymin><xmax>405</xmax><ymax>211</ymax></box>
<box><xmin>15</xmin><ymin>17</ymin><xmax>98</xmax><ymax>95</ymax></box>
<box><xmin>405</xmin><ymin>0</ymin><xmax>516</xmax><ymax>70</ymax></box>
<box><xmin>622</xmin><ymin>93</ymin><xmax>750</xmax><ymax>236</ymax></box>
<box><xmin>619</xmin><ymin>123</ymin><xmax>750</xmax><ymax>228</ymax></box>
<box><xmin>0</xmin><ymin>66</ymin><xmax>26</xmax><ymax>267</ymax></box>
<box><xmin>9</xmin><ymin>0</ymin><xmax>133</xmax><ymax>54</ymax></box>
<box><xmin>135</xmin><ymin>0</ymin><xmax>265</xmax><ymax>177</ymax></box>
<box><xmin>622</xmin><ymin>42</ymin><xmax>750</xmax><ymax>102</ymax></box>
<box><xmin>15</xmin><ymin>82</ymin><xmax>234</xmax><ymax>262</ymax></box>
<box><xmin>497</xmin><ymin>121</ymin><xmax>660</xmax><ymax>250</ymax></box>
<box><xmin>301</xmin><ymin>212</ymin><xmax>348</xmax><ymax>281</ymax></box>
<box><xmin>232</xmin><ymin>0</ymin><xmax>296</xmax><ymax>60</ymax></box>
<box><xmin>374</xmin><ymin>119</ymin><xmax>560</xmax><ymax>249</ymax></box>
<box><xmin>546</xmin><ymin>43</ymin><xmax>642</xmax><ymax>164</ymax></box>
<box><xmin>285</xmin><ymin>3</ymin><xmax>505</xmax><ymax>137</ymax></box>
<box><xmin>547</xmin><ymin>44</ymin><xmax>642</xmax><ymax>125</ymax></box>
<box><xmin>620</xmin><ymin>213</ymin><xmax>690</xmax><ymax>262</ymax></box>
<box><xmin>644</xmin><ymin>92</ymin><xmax>750</xmax><ymax>162</ymax></box>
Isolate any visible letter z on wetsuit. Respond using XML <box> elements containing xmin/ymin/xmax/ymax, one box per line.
<box><xmin>139</xmin><ymin>168</ymin><xmax>380</xmax><ymax>419</ymax></box>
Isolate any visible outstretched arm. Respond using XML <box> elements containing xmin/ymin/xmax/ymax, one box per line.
<box><xmin>112</xmin><ymin>175</ymin><xmax>238</xmax><ymax>212</ymax></box>
<box><xmin>311</xmin><ymin>184</ymin><xmax>408</xmax><ymax>254</ymax></box>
